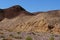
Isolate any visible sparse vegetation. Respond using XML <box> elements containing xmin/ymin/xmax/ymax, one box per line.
<box><xmin>3</xmin><ymin>38</ymin><xmax>12</xmax><ymax>40</ymax></box>
<box><xmin>9</xmin><ymin>33</ymin><xmax>22</xmax><ymax>39</ymax></box>
<box><xmin>14</xmin><ymin>36</ymin><xmax>22</xmax><ymax>39</ymax></box>
<box><xmin>26</xmin><ymin>36</ymin><xmax>32</xmax><ymax>40</ymax></box>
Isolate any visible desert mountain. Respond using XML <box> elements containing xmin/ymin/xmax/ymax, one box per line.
<box><xmin>0</xmin><ymin>5</ymin><xmax>60</xmax><ymax>34</ymax></box>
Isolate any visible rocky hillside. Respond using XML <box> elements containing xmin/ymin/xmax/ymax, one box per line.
<box><xmin>0</xmin><ymin>5</ymin><xmax>60</xmax><ymax>34</ymax></box>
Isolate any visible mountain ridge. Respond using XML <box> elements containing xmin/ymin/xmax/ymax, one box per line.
<box><xmin>0</xmin><ymin>5</ymin><xmax>60</xmax><ymax>34</ymax></box>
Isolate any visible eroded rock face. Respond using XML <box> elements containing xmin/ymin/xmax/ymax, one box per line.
<box><xmin>0</xmin><ymin>5</ymin><xmax>60</xmax><ymax>34</ymax></box>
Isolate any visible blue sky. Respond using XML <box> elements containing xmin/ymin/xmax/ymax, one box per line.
<box><xmin>0</xmin><ymin>0</ymin><xmax>60</xmax><ymax>12</ymax></box>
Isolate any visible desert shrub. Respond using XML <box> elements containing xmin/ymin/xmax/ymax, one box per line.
<box><xmin>49</xmin><ymin>34</ymin><xmax>54</xmax><ymax>40</ymax></box>
<box><xmin>0</xmin><ymin>36</ymin><xmax>5</xmax><ymax>38</ymax></box>
<box><xmin>49</xmin><ymin>36</ymin><xmax>54</xmax><ymax>40</ymax></box>
<box><xmin>17</xmin><ymin>32</ymin><xmax>21</xmax><ymax>34</ymax></box>
<box><xmin>26</xmin><ymin>36</ymin><xmax>32</xmax><ymax>40</ymax></box>
<box><xmin>3</xmin><ymin>39</ymin><xmax>6</xmax><ymax>40</ymax></box>
<box><xmin>9</xmin><ymin>34</ymin><xmax>13</xmax><ymax>37</ymax></box>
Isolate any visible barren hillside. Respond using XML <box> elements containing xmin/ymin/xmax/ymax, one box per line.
<box><xmin>0</xmin><ymin>5</ymin><xmax>60</xmax><ymax>34</ymax></box>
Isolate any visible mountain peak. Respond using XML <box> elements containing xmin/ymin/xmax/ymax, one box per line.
<box><xmin>0</xmin><ymin>5</ymin><xmax>28</xmax><ymax>21</ymax></box>
<box><xmin>9</xmin><ymin>5</ymin><xmax>26</xmax><ymax>11</ymax></box>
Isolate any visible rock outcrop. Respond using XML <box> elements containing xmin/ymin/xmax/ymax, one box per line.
<box><xmin>0</xmin><ymin>5</ymin><xmax>60</xmax><ymax>34</ymax></box>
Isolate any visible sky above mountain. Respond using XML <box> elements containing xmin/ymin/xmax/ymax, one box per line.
<box><xmin>0</xmin><ymin>0</ymin><xmax>60</xmax><ymax>12</ymax></box>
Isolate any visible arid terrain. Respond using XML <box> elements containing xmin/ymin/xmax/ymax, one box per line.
<box><xmin>0</xmin><ymin>5</ymin><xmax>60</xmax><ymax>40</ymax></box>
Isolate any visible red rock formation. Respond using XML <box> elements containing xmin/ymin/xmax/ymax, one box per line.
<box><xmin>0</xmin><ymin>5</ymin><xmax>34</xmax><ymax>21</ymax></box>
